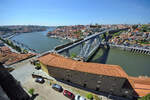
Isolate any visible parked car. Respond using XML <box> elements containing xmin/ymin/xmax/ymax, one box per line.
<box><xmin>52</xmin><ymin>84</ymin><xmax>63</xmax><ymax>92</ymax></box>
<box><xmin>63</xmin><ymin>90</ymin><xmax>75</xmax><ymax>100</ymax></box>
<box><xmin>75</xmin><ymin>95</ymin><xmax>86</xmax><ymax>100</ymax></box>
<box><xmin>35</xmin><ymin>66</ymin><xmax>41</xmax><ymax>70</ymax></box>
<box><xmin>35</xmin><ymin>77</ymin><xmax>45</xmax><ymax>84</ymax></box>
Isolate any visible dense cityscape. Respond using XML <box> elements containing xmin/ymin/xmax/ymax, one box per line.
<box><xmin>48</xmin><ymin>24</ymin><xmax>150</xmax><ymax>49</ymax></box>
<box><xmin>0</xmin><ymin>0</ymin><xmax>150</xmax><ymax>100</ymax></box>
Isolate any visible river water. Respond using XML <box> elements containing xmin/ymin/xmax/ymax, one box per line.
<box><xmin>90</xmin><ymin>47</ymin><xmax>150</xmax><ymax>77</ymax></box>
<box><xmin>11</xmin><ymin>28</ymin><xmax>70</xmax><ymax>53</ymax></box>
<box><xmin>11</xmin><ymin>28</ymin><xmax>150</xmax><ymax>77</ymax></box>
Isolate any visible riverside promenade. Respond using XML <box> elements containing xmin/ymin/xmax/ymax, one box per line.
<box><xmin>109</xmin><ymin>44</ymin><xmax>150</xmax><ymax>55</ymax></box>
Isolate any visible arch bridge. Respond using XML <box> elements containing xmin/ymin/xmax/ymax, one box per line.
<box><xmin>53</xmin><ymin>29</ymin><xmax>126</xmax><ymax>61</ymax></box>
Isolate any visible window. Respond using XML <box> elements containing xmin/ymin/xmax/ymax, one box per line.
<box><xmin>97</xmin><ymin>80</ymin><xmax>101</xmax><ymax>84</ymax></box>
<box><xmin>96</xmin><ymin>85</ymin><xmax>100</xmax><ymax>91</ymax></box>
<box><xmin>66</xmin><ymin>70</ymin><xmax>70</xmax><ymax>73</ymax></box>
<box><xmin>83</xmin><ymin>84</ymin><xmax>87</xmax><ymax>88</ymax></box>
<box><xmin>125</xmin><ymin>90</ymin><xmax>129</xmax><ymax>94</ymax></box>
<box><xmin>66</xmin><ymin>73</ymin><xmax>71</xmax><ymax>78</ymax></box>
<box><xmin>67</xmin><ymin>80</ymin><xmax>70</xmax><ymax>82</ymax></box>
<box><xmin>113</xmin><ymin>78</ymin><xmax>117</xmax><ymax>81</ymax></box>
<box><xmin>110</xmin><ymin>88</ymin><xmax>114</xmax><ymax>92</ymax></box>
<box><xmin>96</xmin><ymin>84</ymin><xmax>100</xmax><ymax>88</ymax></box>
<box><xmin>67</xmin><ymin>74</ymin><xmax>70</xmax><ymax>77</ymax></box>
<box><xmin>96</xmin><ymin>87</ymin><xmax>99</xmax><ymax>91</ymax></box>
<box><xmin>112</xmin><ymin>83</ymin><xmax>116</xmax><ymax>87</ymax></box>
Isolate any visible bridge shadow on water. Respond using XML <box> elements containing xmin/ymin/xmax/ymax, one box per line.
<box><xmin>87</xmin><ymin>44</ymin><xmax>110</xmax><ymax>64</ymax></box>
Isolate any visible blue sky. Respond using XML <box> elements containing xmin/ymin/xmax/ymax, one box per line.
<box><xmin>0</xmin><ymin>0</ymin><xmax>150</xmax><ymax>26</ymax></box>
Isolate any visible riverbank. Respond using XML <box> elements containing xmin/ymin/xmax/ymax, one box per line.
<box><xmin>109</xmin><ymin>44</ymin><xmax>150</xmax><ymax>55</ymax></box>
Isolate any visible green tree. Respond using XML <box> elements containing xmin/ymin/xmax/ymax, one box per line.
<box><xmin>28</xmin><ymin>88</ymin><xmax>35</xmax><ymax>95</ymax></box>
<box><xmin>138</xmin><ymin>94</ymin><xmax>150</xmax><ymax>100</ymax></box>
<box><xmin>71</xmin><ymin>53</ymin><xmax>77</xmax><ymax>58</ymax></box>
<box><xmin>14</xmin><ymin>45</ymin><xmax>22</xmax><ymax>52</ymax></box>
<box><xmin>86</xmin><ymin>93</ymin><xmax>93</xmax><ymax>100</ymax></box>
<box><xmin>132</xmin><ymin>25</ymin><xmax>138</xmax><ymax>30</ymax></box>
<box><xmin>93</xmin><ymin>95</ymin><xmax>102</xmax><ymax>100</ymax></box>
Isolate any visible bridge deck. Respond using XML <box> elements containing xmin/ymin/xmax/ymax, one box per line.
<box><xmin>56</xmin><ymin>29</ymin><xmax>110</xmax><ymax>53</ymax></box>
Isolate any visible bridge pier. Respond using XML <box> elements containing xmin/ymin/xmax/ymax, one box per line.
<box><xmin>132</xmin><ymin>49</ymin><xmax>135</xmax><ymax>53</ymax></box>
<box><xmin>145</xmin><ymin>50</ymin><xmax>148</xmax><ymax>55</ymax></box>
<box><xmin>65</xmin><ymin>49</ymin><xmax>70</xmax><ymax>57</ymax></box>
<box><xmin>140</xmin><ymin>50</ymin><xmax>143</xmax><ymax>53</ymax></box>
<box><xmin>130</xmin><ymin>48</ymin><xmax>133</xmax><ymax>52</ymax></box>
<box><xmin>83</xmin><ymin>38</ymin><xmax>95</xmax><ymax>59</ymax></box>
<box><xmin>146</xmin><ymin>51</ymin><xmax>149</xmax><ymax>55</ymax></box>
<box><xmin>138</xmin><ymin>49</ymin><xmax>140</xmax><ymax>53</ymax></box>
<box><xmin>148</xmin><ymin>51</ymin><xmax>150</xmax><ymax>55</ymax></box>
<box><xmin>141</xmin><ymin>50</ymin><xmax>144</xmax><ymax>54</ymax></box>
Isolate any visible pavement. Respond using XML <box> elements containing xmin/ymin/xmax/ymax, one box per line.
<box><xmin>10</xmin><ymin>61</ymin><xmax>70</xmax><ymax>100</ymax></box>
<box><xmin>10</xmin><ymin>62</ymin><xmax>36</xmax><ymax>84</ymax></box>
<box><xmin>23</xmin><ymin>79</ymin><xmax>69</xmax><ymax>100</ymax></box>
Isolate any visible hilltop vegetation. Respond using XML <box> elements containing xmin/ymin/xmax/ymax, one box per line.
<box><xmin>0</xmin><ymin>25</ymin><xmax>49</xmax><ymax>35</ymax></box>
<box><xmin>139</xmin><ymin>25</ymin><xmax>150</xmax><ymax>32</ymax></box>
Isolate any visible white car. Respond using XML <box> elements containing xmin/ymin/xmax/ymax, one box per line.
<box><xmin>75</xmin><ymin>95</ymin><xmax>86</xmax><ymax>100</ymax></box>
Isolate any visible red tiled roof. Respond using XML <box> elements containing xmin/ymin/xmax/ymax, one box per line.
<box><xmin>0</xmin><ymin>46</ymin><xmax>11</xmax><ymax>52</ymax></box>
<box><xmin>0</xmin><ymin>46</ymin><xmax>35</xmax><ymax>65</ymax></box>
<box><xmin>38</xmin><ymin>53</ymin><xmax>128</xmax><ymax>78</ymax></box>
<box><xmin>129</xmin><ymin>77</ymin><xmax>150</xmax><ymax>97</ymax></box>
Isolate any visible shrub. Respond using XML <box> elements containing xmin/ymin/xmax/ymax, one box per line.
<box><xmin>23</xmin><ymin>49</ymin><xmax>28</xmax><ymax>53</ymax></box>
<box><xmin>71</xmin><ymin>53</ymin><xmax>77</xmax><ymax>58</ymax></box>
<box><xmin>28</xmin><ymin>88</ymin><xmax>35</xmax><ymax>95</ymax></box>
<box><xmin>86</xmin><ymin>93</ymin><xmax>93</xmax><ymax>100</ymax></box>
<box><xmin>93</xmin><ymin>95</ymin><xmax>102</xmax><ymax>100</ymax></box>
<box><xmin>35</xmin><ymin>63</ymin><xmax>41</xmax><ymax>67</ymax></box>
<box><xmin>138</xmin><ymin>94</ymin><xmax>150</xmax><ymax>100</ymax></box>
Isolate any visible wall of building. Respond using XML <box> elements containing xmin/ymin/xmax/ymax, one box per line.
<box><xmin>43</xmin><ymin>65</ymin><xmax>134</xmax><ymax>98</ymax></box>
<box><xmin>40</xmin><ymin>62</ymin><xmax>49</xmax><ymax>74</ymax></box>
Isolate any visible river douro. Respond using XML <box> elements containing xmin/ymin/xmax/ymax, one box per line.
<box><xmin>11</xmin><ymin>28</ymin><xmax>150</xmax><ymax>77</ymax></box>
<box><xmin>11</xmin><ymin>28</ymin><xmax>70</xmax><ymax>53</ymax></box>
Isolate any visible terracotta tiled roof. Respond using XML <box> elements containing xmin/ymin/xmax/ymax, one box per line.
<box><xmin>129</xmin><ymin>77</ymin><xmax>150</xmax><ymax>97</ymax></box>
<box><xmin>134</xmin><ymin>84</ymin><xmax>150</xmax><ymax>90</ymax></box>
<box><xmin>38</xmin><ymin>53</ymin><xmax>128</xmax><ymax>78</ymax></box>
<box><xmin>0</xmin><ymin>46</ymin><xmax>35</xmax><ymax>65</ymax></box>
<box><xmin>1</xmin><ymin>46</ymin><xmax>11</xmax><ymax>52</ymax></box>
<box><xmin>134</xmin><ymin>89</ymin><xmax>150</xmax><ymax>97</ymax></box>
<box><xmin>129</xmin><ymin>77</ymin><xmax>150</xmax><ymax>85</ymax></box>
